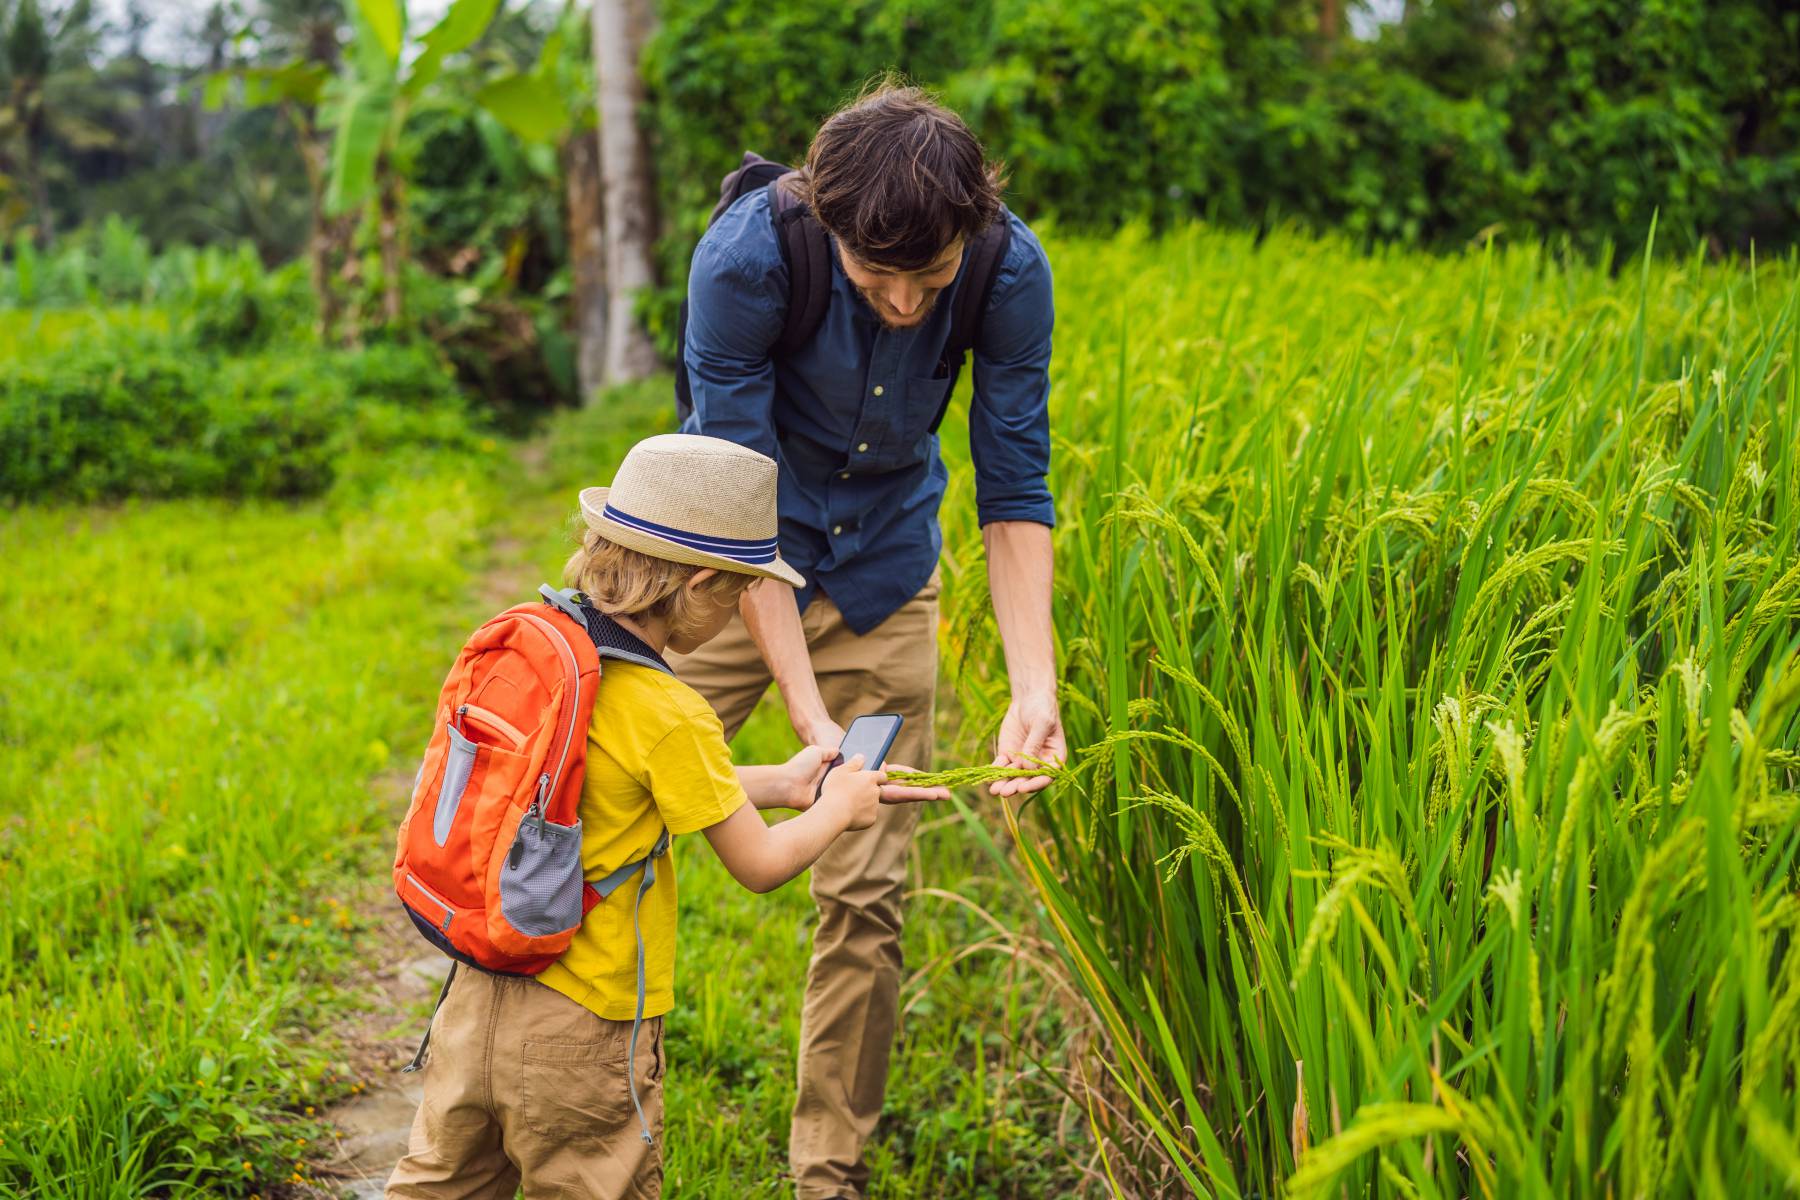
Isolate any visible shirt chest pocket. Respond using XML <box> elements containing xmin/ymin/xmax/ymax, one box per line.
<box><xmin>896</xmin><ymin>362</ymin><xmax>958</xmax><ymax>450</ymax></box>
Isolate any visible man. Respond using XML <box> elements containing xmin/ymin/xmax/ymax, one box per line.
<box><xmin>669</xmin><ymin>81</ymin><xmax>1062</xmax><ymax>1200</ymax></box>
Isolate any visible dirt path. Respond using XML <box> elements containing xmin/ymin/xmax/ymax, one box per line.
<box><xmin>309</xmin><ymin>441</ymin><xmax>563</xmax><ymax>1198</ymax></box>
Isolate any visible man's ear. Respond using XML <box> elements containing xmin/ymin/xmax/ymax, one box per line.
<box><xmin>686</xmin><ymin>567</ymin><xmax>720</xmax><ymax>591</ymax></box>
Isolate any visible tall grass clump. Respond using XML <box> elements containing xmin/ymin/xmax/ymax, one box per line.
<box><xmin>936</xmin><ymin>224</ymin><xmax>1800</xmax><ymax>1197</ymax></box>
<box><xmin>0</xmin><ymin>447</ymin><xmax>520</xmax><ymax>1193</ymax></box>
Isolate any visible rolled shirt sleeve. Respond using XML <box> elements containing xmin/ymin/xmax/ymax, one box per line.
<box><xmin>682</xmin><ymin>233</ymin><xmax>786</xmax><ymax>461</ymax></box>
<box><xmin>969</xmin><ymin>220</ymin><xmax>1056</xmax><ymax>529</ymax></box>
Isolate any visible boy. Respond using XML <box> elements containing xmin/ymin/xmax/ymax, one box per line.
<box><xmin>386</xmin><ymin>433</ymin><xmax>947</xmax><ymax>1198</ymax></box>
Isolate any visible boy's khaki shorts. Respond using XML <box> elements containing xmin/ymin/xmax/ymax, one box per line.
<box><xmin>386</xmin><ymin>967</ymin><xmax>664</xmax><ymax>1200</ymax></box>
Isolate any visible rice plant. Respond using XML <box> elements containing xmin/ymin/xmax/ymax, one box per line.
<box><xmin>936</xmin><ymin>223</ymin><xmax>1800</xmax><ymax>1197</ymax></box>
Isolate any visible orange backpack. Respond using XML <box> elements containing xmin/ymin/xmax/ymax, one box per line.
<box><xmin>394</xmin><ymin>583</ymin><xmax>678</xmax><ymax>967</ymax></box>
<box><xmin>393</xmin><ymin>586</ymin><xmax>673</xmax><ymax>1142</ymax></box>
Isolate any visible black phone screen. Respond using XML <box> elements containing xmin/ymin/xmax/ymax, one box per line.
<box><xmin>816</xmin><ymin>713</ymin><xmax>904</xmax><ymax>798</ymax></box>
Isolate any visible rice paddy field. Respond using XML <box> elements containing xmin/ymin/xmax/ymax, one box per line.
<box><xmin>935</xmin><ymin>224</ymin><xmax>1800</xmax><ymax>1197</ymax></box>
<box><xmin>3</xmin><ymin>219</ymin><xmax>1797</xmax><ymax>1199</ymax></box>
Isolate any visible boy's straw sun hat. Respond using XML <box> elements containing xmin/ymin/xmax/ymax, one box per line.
<box><xmin>578</xmin><ymin>433</ymin><xmax>805</xmax><ymax>588</ymax></box>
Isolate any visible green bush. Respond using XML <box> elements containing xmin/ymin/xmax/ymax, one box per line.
<box><xmin>1254</xmin><ymin>60</ymin><xmax>1518</xmax><ymax>244</ymax></box>
<box><xmin>174</xmin><ymin>252</ymin><xmax>314</xmax><ymax>353</ymax></box>
<box><xmin>940</xmin><ymin>0</ymin><xmax>1241</xmax><ymax>228</ymax></box>
<box><xmin>0</xmin><ymin>333</ymin><xmax>483</xmax><ymax>504</ymax></box>
<box><xmin>1503</xmin><ymin>0</ymin><xmax>1800</xmax><ymax>255</ymax></box>
<box><xmin>3</xmin><ymin>224</ymin><xmax>315</xmax><ymax>352</ymax></box>
<box><xmin>406</xmin><ymin>268</ymin><xmax>578</xmax><ymax>422</ymax></box>
<box><xmin>641</xmin><ymin>0</ymin><xmax>1799</xmax><ymax>295</ymax></box>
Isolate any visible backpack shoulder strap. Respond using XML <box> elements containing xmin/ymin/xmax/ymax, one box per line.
<box><xmin>768</xmin><ymin>173</ymin><xmax>833</xmax><ymax>357</ymax></box>
<box><xmin>538</xmin><ymin>585</ymin><xmax>675</xmax><ymax>675</ymax></box>
<box><xmin>927</xmin><ymin>210</ymin><xmax>1015</xmax><ymax>434</ymax></box>
<box><xmin>584</xmin><ymin>824</ymin><xmax>670</xmax><ymax>1146</ymax></box>
<box><xmin>710</xmin><ymin>151</ymin><xmax>790</xmax><ymax>225</ymax></box>
<box><xmin>945</xmin><ymin>209</ymin><xmax>1014</xmax><ymax>367</ymax></box>
<box><xmin>676</xmin><ymin>160</ymin><xmax>825</xmax><ymax>423</ymax></box>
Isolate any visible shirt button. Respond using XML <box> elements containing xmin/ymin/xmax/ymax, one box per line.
<box><xmin>872</xmin><ymin>385</ymin><xmax>884</xmax><ymax>396</ymax></box>
<box><xmin>833</xmin><ymin>524</ymin><xmax>843</xmax><ymax>535</ymax></box>
<box><xmin>839</xmin><ymin>472</ymin><xmax>850</xmax><ymax>480</ymax></box>
<box><xmin>857</xmin><ymin>442</ymin><xmax>869</xmax><ymax>453</ymax></box>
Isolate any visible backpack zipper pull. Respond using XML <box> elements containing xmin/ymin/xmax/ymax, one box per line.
<box><xmin>507</xmin><ymin>776</ymin><xmax>553</xmax><ymax>871</ymax></box>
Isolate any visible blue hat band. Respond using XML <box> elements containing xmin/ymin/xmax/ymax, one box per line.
<box><xmin>602</xmin><ymin>503</ymin><xmax>779</xmax><ymax>565</ymax></box>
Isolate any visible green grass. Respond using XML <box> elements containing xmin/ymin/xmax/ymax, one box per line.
<box><xmin>0</xmin><ymin>442</ymin><xmax>513</xmax><ymax>1193</ymax></box>
<box><xmin>0</xmin><ymin>382</ymin><xmax>1086</xmax><ymax>1198</ymax></box>
<box><xmin>934</xmin><ymin>224</ymin><xmax>1800</xmax><ymax>1197</ymax></box>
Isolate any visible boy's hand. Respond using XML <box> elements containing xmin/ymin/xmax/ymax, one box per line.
<box><xmin>820</xmin><ymin>753</ymin><xmax>883</xmax><ymax>831</ymax></box>
<box><xmin>876</xmin><ymin>763</ymin><xmax>951</xmax><ymax>805</ymax></box>
<box><xmin>782</xmin><ymin>744</ymin><xmax>836</xmax><ymax>811</ymax></box>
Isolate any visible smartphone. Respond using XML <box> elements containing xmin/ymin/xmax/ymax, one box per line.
<box><xmin>815</xmin><ymin>713</ymin><xmax>904</xmax><ymax>800</ymax></box>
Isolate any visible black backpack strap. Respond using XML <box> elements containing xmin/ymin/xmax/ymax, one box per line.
<box><xmin>929</xmin><ymin>210</ymin><xmax>1014</xmax><ymax>433</ymax></box>
<box><xmin>768</xmin><ymin>173</ymin><xmax>832</xmax><ymax>357</ymax></box>
<box><xmin>678</xmin><ymin>156</ymin><xmax>825</xmax><ymax>424</ymax></box>
<box><xmin>675</xmin><ymin>292</ymin><xmax>695</xmax><ymax>422</ymax></box>
<box><xmin>538</xmin><ymin>585</ymin><xmax>675</xmax><ymax>675</ymax></box>
<box><xmin>711</xmin><ymin>151</ymin><xmax>789</xmax><ymax>224</ymax></box>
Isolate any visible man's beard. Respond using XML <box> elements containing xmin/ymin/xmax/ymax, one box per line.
<box><xmin>858</xmin><ymin>285</ymin><xmax>942</xmax><ymax>330</ymax></box>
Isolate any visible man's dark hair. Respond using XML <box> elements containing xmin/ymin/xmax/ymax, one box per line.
<box><xmin>797</xmin><ymin>78</ymin><xmax>1007</xmax><ymax>272</ymax></box>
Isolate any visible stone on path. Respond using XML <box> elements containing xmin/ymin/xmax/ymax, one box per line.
<box><xmin>322</xmin><ymin>1075</ymin><xmax>425</xmax><ymax>1196</ymax></box>
<box><xmin>314</xmin><ymin>890</ymin><xmax>452</xmax><ymax>1198</ymax></box>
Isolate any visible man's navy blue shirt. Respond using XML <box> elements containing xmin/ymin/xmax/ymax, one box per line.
<box><xmin>679</xmin><ymin>186</ymin><xmax>1055</xmax><ymax>635</ymax></box>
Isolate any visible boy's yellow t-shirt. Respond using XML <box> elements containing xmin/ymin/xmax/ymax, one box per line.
<box><xmin>535</xmin><ymin>660</ymin><xmax>747</xmax><ymax>1021</ymax></box>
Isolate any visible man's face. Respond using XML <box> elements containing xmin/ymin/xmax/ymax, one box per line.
<box><xmin>836</xmin><ymin>237</ymin><xmax>966</xmax><ymax>330</ymax></box>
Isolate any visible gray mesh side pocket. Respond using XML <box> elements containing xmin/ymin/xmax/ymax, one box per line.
<box><xmin>434</xmin><ymin>725</ymin><xmax>477</xmax><ymax>846</ymax></box>
<box><xmin>500</xmin><ymin>816</ymin><xmax>585</xmax><ymax>937</ymax></box>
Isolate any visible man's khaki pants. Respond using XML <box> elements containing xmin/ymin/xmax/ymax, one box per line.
<box><xmin>386</xmin><ymin>968</ymin><xmax>665</xmax><ymax>1199</ymax></box>
<box><xmin>666</xmin><ymin>573</ymin><xmax>939</xmax><ymax>1200</ymax></box>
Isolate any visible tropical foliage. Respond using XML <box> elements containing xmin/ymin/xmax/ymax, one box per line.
<box><xmin>4</xmin><ymin>4</ymin><xmax>1796</xmax><ymax>1196</ymax></box>
<box><xmin>640</xmin><ymin>0</ymin><xmax>1799</xmax><ymax>342</ymax></box>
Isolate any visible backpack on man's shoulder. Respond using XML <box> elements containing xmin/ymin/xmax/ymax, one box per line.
<box><xmin>673</xmin><ymin>151</ymin><xmax>1014</xmax><ymax>429</ymax></box>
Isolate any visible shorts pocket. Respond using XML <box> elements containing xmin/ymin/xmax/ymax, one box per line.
<box><xmin>521</xmin><ymin>1036</ymin><xmax>632</xmax><ymax>1138</ymax></box>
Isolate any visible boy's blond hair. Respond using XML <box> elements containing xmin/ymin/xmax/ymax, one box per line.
<box><xmin>563</xmin><ymin>528</ymin><xmax>757</xmax><ymax>641</ymax></box>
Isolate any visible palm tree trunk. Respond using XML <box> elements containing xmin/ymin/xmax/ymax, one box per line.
<box><xmin>26</xmin><ymin>155</ymin><xmax>55</xmax><ymax>249</ymax></box>
<box><xmin>378</xmin><ymin>154</ymin><xmax>404</xmax><ymax>328</ymax></box>
<box><xmin>290</xmin><ymin>105</ymin><xmax>344</xmax><ymax>341</ymax></box>
<box><xmin>21</xmin><ymin>102</ymin><xmax>55</xmax><ymax>249</ymax></box>
<box><xmin>563</xmin><ymin>128</ymin><xmax>609</xmax><ymax>405</ymax></box>
<box><xmin>592</xmin><ymin>0</ymin><xmax>661</xmax><ymax>385</ymax></box>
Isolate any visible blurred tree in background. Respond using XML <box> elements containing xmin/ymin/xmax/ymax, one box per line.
<box><xmin>1504</xmin><ymin>0</ymin><xmax>1799</xmax><ymax>255</ymax></box>
<box><xmin>636</xmin><ymin>0</ymin><xmax>1797</xmax><ymax>346</ymax></box>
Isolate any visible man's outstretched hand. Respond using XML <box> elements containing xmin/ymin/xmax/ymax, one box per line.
<box><xmin>990</xmin><ymin>690</ymin><xmax>1065</xmax><ymax>796</ymax></box>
